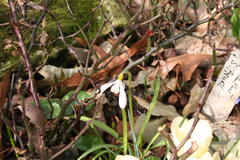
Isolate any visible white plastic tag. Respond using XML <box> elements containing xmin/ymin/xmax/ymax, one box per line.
<box><xmin>202</xmin><ymin>50</ymin><xmax>240</xmax><ymax>121</ymax></box>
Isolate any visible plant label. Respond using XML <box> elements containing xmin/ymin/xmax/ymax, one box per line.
<box><xmin>202</xmin><ymin>50</ymin><xmax>240</xmax><ymax>121</ymax></box>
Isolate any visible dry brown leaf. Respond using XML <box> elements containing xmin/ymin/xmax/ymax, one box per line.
<box><xmin>0</xmin><ymin>73</ymin><xmax>10</xmax><ymax>110</ymax></box>
<box><xmin>13</xmin><ymin>147</ymin><xmax>27</xmax><ymax>155</ymax></box>
<box><xmin>175</xmin><ymin>4</ymin><xmax>237</xmax><ymax>55</ymax></box>
<box><xmin>159</xmin><ymin>54</ymin><xmax>211</xmax><ymax>81</ymax></box>
<box><xmin>58</xmin><ymin>73</ymin><xmax>83</xmax><ymax>87</ymax></box>
<box><xmin>38</xmin><ymin>65</ymin><xmax>81</xmax><ymax>82</ymax></box>
<box><xmin>129</xmin><ymin>114</ymin><xmax>166</xmax><ymax>144</ymax></box>
<box><xmin>178</xmin><ymin>0</ymin><xmax>208</xmax><ymax>24</ymax></box>
<box><xmin>0</xmin><ymin>73</ymin><xmax>10</xmax><ymax>160</ymax></box>
<box><xmin>98</xmin><ymin>40</ymin><xmax>127</xmax><ymax>78</ymax></box>
<box><xmin>213</xmin><ymin>122</ymin><xmax>240</xmax><ymax>142</ymax></box>
<box><xmin>13</xmin><ymin>95</ymin><xmax>46</xmax><ymax>130</ymax></box>
<box><xmin>74</xmin><ymin>37</ymin><xmax>87</xmax><ymax>48</ymax></box>
<box><xmin>98</xmin><ymin>30</ymin><xmax>153</xmax><ymax>72</ymax></box>
<box><xmin>183</xmin><ymin>84</ymin><xmax>204</xmax><ymax>116</ymax></box>
<box><xmin>117</xmin><ymin>115</ymin><xmax>166</xmax><ymax>144</ymax></box>
<box><xmin>133</xmin><ymin>96</ymin><xmax>180</xmax><ymax>120</ymax></box>
<box><xmin>61</xmin><ymin>31</ymin><xmax>153</xmax><ymax>87</ymax></box>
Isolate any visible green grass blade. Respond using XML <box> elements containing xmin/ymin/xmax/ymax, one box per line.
<box><xmin>137</xmin><ymin>76</ymin><xmax>161</xmax><ymax>148</ymax></box>
<box><xmin>80</xmin><ymin>116</ymin><xmax>119</xmax><ymax>138</ymax></box>
<box><xmin>92</xmin><ymin>150</ymin><xmax>111</xmax><ymax>160</ymax></box>
<box><xmin>77</xmin><ymin>144</ymin><xmax>120</xmax><ymax>160</ymax></box>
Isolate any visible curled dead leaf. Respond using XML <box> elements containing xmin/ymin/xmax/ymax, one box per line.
<box><xmin>62</xmin><ymin>32</ymin><xmax>153</xmax><ymax>87</ymax></box>
<box><xmin>13</xmin><ymin>95</ymin><xmax>46</xmax><ymax>130</ymax></box>
<box><xmin>159</xmin><ymin>54</ymin><xmax>211</xmax><ymax>81</ymax></box>
<box><xmin>133</xmin><ymin>96</ymin><xmax>180</xmax><ymax>120</ymax></box>
<box><xmin>183</xmin><ymin>84</ymin><xmax>204</xmax><ymax>116</ymax></box>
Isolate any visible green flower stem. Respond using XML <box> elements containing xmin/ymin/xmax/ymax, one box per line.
<box><xmin>127</xmin><ymin>71</ymin><xmax>134</xmax><ymax>126</ymax></box>
<box><xmin>122</xmin><ymin>108</ymin><xmax>128</xmax><ymax>155</ymax></box>
<box><xmin>142</xmin><ymin>132</ymin><xmax>160</xmax><ymax>157</ymax></box>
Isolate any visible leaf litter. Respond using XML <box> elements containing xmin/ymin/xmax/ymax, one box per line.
<box><xmin>2</xmin><ymin>0</ymin><xmax>240</xmax><ymax>159</ymax></box>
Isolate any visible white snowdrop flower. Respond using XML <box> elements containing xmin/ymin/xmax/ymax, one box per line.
<box><xmin>100</xmin><ymin>74</ymin><xmax>127</xmax><ymax>109</ymax></box>
<box><xmin>171</xmin><ymin>117</ymin><xmax>213</xmax><ymax>160</ymax></box>
<box><xmin>115</xmin><ymin>155</ymin><xmax>139</xmax><ymax>160</ymax></box>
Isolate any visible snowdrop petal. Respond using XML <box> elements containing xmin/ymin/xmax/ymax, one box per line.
<box><xmin>119</xmin><ymin>83</ymin><xmax>127</xmax><ymax>109</ymax></box>
<box><xmin>115</xmin><ymin>155</ymin><xmax>139</xmax><ymax>160</ymax></box>
<box><xmin>212</xmin><ymin>152</ymin><xmax>221</xmax><ymax>160</ymax></box>
<box><xmin>171</xmin><ymin>117</ymin><xmax>213</xmax><ymax>159</ymax></box>
<box><xmin>186</xmin><ymin>152</ymin><xmax>213</xmax><ymax>160</ymax></box>
<box><xmin>111</xmin><ymin>80</ymin><xmax>122</xmax><ymax>94</ymax></box>
<box><xmin>191</xmin><ymin>119</ymin><xmax>212</xmax><ymax>157</ymax></box>
<box><xmin>224</xmin><ymin>139</ymin><xmax>240</xmax><ymax>160</ymax></box>
<box><xmin>100</xmin><ymin>81</ymin><xmax>115</xmax><ymax>93</ymax></box>
<box><xmin>171</xmin><ymin>117</ymin><xmax>193</xmax><ymax>146</ymax></box>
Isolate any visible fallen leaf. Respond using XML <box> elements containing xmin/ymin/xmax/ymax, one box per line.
<box><xmin>38</xmin><ymin>65</ymin><xmax>81</xmax><ymax>83</ymax></box>
<box><xmin>212</xmin><ymin>120</ymin><xmax>240</xmax><ymax>141</ymax></box>
<box><xmin>62</xmin><ymin>31</ymin><xmax>153</xmax><ymax>87</ymax></box>
<box><xmin>97</xmin><ymin>30</ymin><xmax>153</xmax><ymax>73</ymax></box>
<box><xmin>13</xmin><ymin>95</ymin><xmax>46</xmax><ymax>130</ymax></box>
<box><xmin>124</xmin><ymin>68</ymin><xmax>155</xmax><ymax>87</ymax></box>
<box><xmin>133</xmin><ymin>96</ymin><xmax>180</xmax><ymax>120</ymax></box>
<box><xmin>183</xmin><ymin>84</ymin><xmax>204</xmax><ymax>116</ymax></box>
<box><xmin>58</xmin><ymin>72</ymin><xmax>83</xmax><ymax>87</ymax></box>
<box><xmin>0</xmin><ymin>73</ymin><xmax>10</xmax><ymax>110</ymax></box>
<box><xmin>74</xmin><ymin>37</ymin><xmax>87</xmax><ymax>48</ymax></box>
<box><xmin>175</xmin><ymin>5</ymin><xmax>237</xmax><ymax>55</ymax></box>
<box><xmin>165</xmin><ymin>78</ymin><xmax>177</xmax><ymax>91</ymax></box>
<box><xmin>159</xmin><ymin>54</ymin><xmax>211</xmax><ymax>81</ymax></box>
<box><xmin>129</xmin><ymin>114</ymin><xmax>166</xmax><ymax>144</ymax></box>
<box><xmin>0</xmin><ymin>73</ymin><xmax>9</xmax><ymax>160</ymax></box>
<box><xmin>13</xmin><ymin>147</ymin><xmax>27</xmax><ymax>155</ymax></box>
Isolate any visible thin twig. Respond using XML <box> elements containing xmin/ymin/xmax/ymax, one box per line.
<box><xmin>47</xmin><ymin>12</ymin><xmax>85</xmax><ymax>72</ymax></box>
<box><xmin>122</xmin><ymin>47</ymin><xmax>157</xmax><ymax>73</ymax></box>
<box><xmin>28</xmin><ymin>0</ymin><xmax>50</xmax><ymax>52</ymax></box>
<box><xmin>53</xmin><ymin>77</ymin><xmax>88</xmax><ymax>125</ymax></box>
<box><xmin>169</xmin><ymin>66</ymin><xmax>214</xmax><ymax>160</ymax></box>
<box><xmin>159</xmin><ymin>2</ymin><xmax>234</xmax><ymax>47</ymax></box>
<box><xmin>61</xmin><ymin>107</ymin><xmax>83</xmax><ymax>143</ymax></box>
<box><xmin>8</xmin><ymin>0</ymin><xmax>41</xmax><ymax>110</ymax></box>
<box><xmin>49</xmin><ymin>120</ymin><xmax>91</xmax><ymax>160</ymax></box>
<box><xmin>8</xmin><ymin>1</ymin><xmax>47</xmax><ymax>159</ymax></box>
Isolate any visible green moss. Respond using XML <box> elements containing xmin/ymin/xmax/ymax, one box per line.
<box><xmin>101</xmin><ymin>0</ymin><xmax>129</xmax><ymax>34</ymax></box>
<box><xmin>46</xmin><ymin>0</ymin><xmax>100</xmax><ymax>40</ymax></box>
<box><xmin>0</xmin><ymin>0</ymin><xmax>129</xmax><ymax>78</ymax></box>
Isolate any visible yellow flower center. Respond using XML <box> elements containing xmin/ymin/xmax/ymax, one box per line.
<box><xmin>118</xmin><ymin>73</ymin><xmax>124</xmax><ymax>81</ymax></box>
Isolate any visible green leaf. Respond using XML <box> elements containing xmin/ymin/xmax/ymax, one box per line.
<box><xmin>145</xmin><ymin>156</ymin><xmax>159</xmax><ymax>160</ymax></box>
<box><xmin>92</xmin><ymin>150</ymin><xmax>110</xmax><ymax>160</ymax></box>
<box><xmin>137</xmin><ymin>76</ymin><xmax>161</xmax><ymax>148</ymax></box>
<box><xmin>63</xmin><ymin>91</ymin><xmax>91</xmax><ymax>101</ymax></box>
<box><xmin>63</xmin><ymin>91</ymin><xmax>94</xmax><ymax>111</ymax></box>
<box><xmin>231</xmin><ymin>8</ymin><xmax>240</xmax><ymax>41</ymax></box>
<box><xmin>80</xmin><ymin>116</ymin><xmax>119</xmax><ymax>138</ymax></box>
<box><xmin>75</xmin><ymin>134</ymin><xmax>104</xmax><ymax>151</ymax></box>
<box><xmin>77</xmin><ymin>144</ymin><xmax>120</xmax><ymax>160</ymax></box>
<box><xmin>40</xmin><ymin>99</ymin><xmax>61</xmax><ymax>119</ymax></box>
<box><xmin>40</xmin><ymin>99</ymin><xmax>73</xmax><ymax>119</ymax></box>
